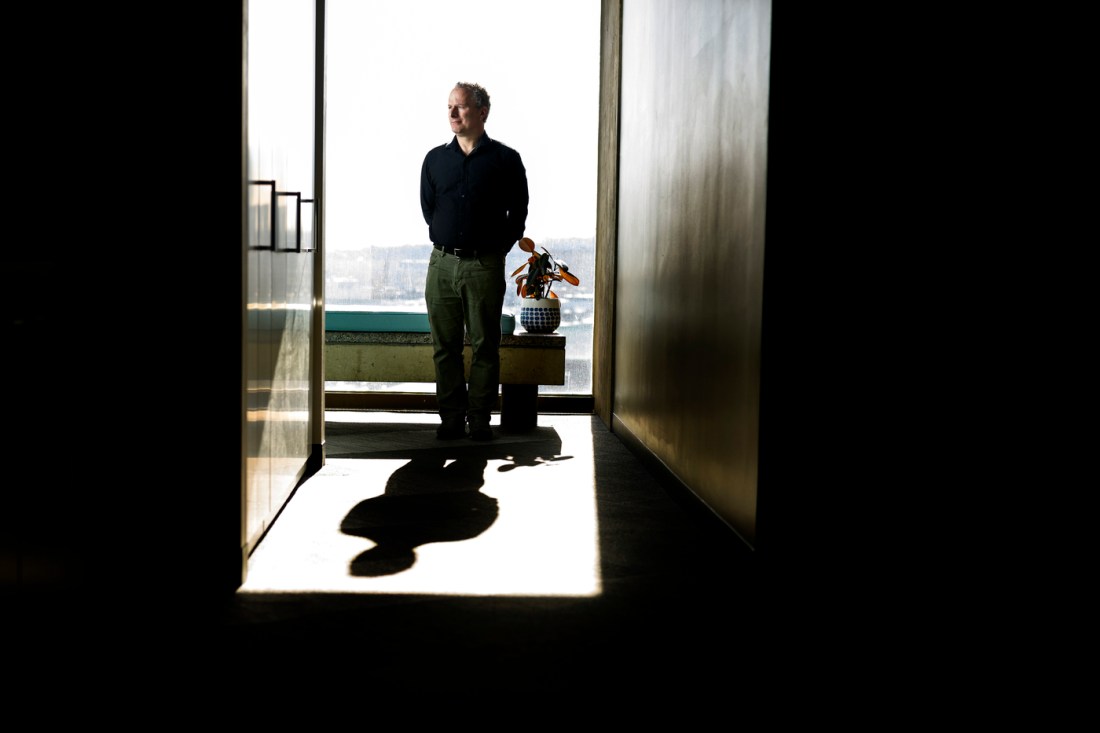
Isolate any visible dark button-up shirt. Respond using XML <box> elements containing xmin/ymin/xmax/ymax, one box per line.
<box><xmin>420</xmin><ymin>133</ymin><xmax>529</xmax><ymax>254</ymax></box>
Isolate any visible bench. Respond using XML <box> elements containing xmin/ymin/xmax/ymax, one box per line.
<box><xmin>325</xmin><ymin>310</ymin><xmax>565</xmax><ymax>431</ymax></box>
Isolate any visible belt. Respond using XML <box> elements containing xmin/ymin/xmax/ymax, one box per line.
<box><xmin>434</xmin><ymin>244</ymin><xmax>483</xmax><ymax>259</ymax></box>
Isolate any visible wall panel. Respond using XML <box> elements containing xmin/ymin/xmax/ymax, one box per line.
<box><xmin>245</xmin><ymin>0</ymin><xmax>317</xmax><ymax>553</ymax></box>
<box><xmin>615</xmin><ymin>0</ymin><xmax>770</xmax><ymax>546</ymax></box>
<box><xmin>594</xmin><ymin>0</ymin><xmax>622</xmax><ymax>425</ymax></box>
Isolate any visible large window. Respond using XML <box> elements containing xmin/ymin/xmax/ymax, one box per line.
<box><xmin>324</xmin><ymin>0</ymin><xmax>600</xmax><ymax>395</ymax></box>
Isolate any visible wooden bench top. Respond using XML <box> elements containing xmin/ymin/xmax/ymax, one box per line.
<box><xmin>326</xmin><ymin>331</ymin><xmax>565</xmax><ymax>348</ymax></box>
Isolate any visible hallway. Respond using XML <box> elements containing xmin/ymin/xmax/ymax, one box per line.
<box><xmin>213</xmin><ymin>410</ymin><xmax>768</xmax><ymax>688</ymax></box>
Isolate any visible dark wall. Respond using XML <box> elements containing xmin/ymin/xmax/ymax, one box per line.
<box><xmin>595</xmin><ymin>0</ymin><xmax>861</xmax><ymax>567</ymax></box>
<box><xmin>611</xmin><ymin>0</ymin><xmax>770</xmax><ymax>548</ymax></box>
<box><xmin>7</xmin><ymin>3</ymin><xmax>247</xmax><ymax>617</ymax></box>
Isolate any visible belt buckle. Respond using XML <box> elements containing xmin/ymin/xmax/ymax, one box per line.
<box><xmin>455</xmin><ymin>248</ymin><xmax>473</xmax><ymax>258</ymax></box>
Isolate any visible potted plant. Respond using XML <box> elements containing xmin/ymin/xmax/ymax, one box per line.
<box><xmin>510</xmin><ymin>237</ymin><xmax>581</xmax><ymax>333</ymax></box>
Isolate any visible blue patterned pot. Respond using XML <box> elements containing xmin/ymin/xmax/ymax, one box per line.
<box><xmin>519</xmin><ymin>297</ymin><xmax>561</xmax><ymax>334</ymax></box>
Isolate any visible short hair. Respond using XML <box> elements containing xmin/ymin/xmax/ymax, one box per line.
<box><xmin>455</xmin><ymin>81</ymin><xmax>490</xmax><ymax>111</ymax></box>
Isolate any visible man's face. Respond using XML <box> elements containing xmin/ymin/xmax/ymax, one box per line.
<box><xmin>448</xmin><ymin>87</ymin><xmax>486</xmax><ymax>138</ymax></box>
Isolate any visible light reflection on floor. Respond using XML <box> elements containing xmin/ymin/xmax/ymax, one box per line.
<box><xmin>238</xmin><ymin>412</ymin><xmax>602</xmax><ymax>597</ymax></box>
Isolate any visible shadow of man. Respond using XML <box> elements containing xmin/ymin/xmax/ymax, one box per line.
<box><xmin>340</xmin><ymin>454</ymin><xmax>496</xmax><ymax>576</ymax></box>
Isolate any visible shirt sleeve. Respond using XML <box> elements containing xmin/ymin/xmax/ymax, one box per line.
<box><xmin>506</xmin><ymin>150</ymin><xmax>529</xmax><ymax>243</ymax></box>
<box><xmin>420</xmin><ymin>151</ymin><xmax>435</xmax><ymax>227</ymax></box>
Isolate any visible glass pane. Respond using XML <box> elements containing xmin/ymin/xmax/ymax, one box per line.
<box><xmin>324</xmin><ymin>0</ymin><xmax>600</xmax><ymax>395</ymax></box>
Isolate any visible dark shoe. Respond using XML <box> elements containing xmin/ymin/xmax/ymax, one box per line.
<box><xmin>436</xmin><ymin>422</ymin><xmax>468</xmax><ymax>440</ymax></box>
<box><xmin>469</xmin><ymin>425</ymin><xmax>494</xmax><ymax>441</ymax></box>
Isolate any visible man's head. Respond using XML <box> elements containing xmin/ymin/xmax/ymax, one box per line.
<box><xmin>449</xmin><ymin>82</ymin><xmax>490</xmax><ymax>139</ymax></box>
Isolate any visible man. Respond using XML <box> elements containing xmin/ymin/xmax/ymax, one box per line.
<box><xmin>420</xmin><ymin>82</ymin><xmax>529</xmax><ymax>441</ymax></box>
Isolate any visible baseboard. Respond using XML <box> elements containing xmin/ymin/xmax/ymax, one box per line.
<box><xmin>610</xmin><ymin>412</ymin><xmax>755</xmax><ymax>554</ymax></box>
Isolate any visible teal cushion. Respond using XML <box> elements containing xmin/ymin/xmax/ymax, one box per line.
<box><xmin>326</xmin><ymin>310</ymin><xmax>515</xmax><ymax>335</ymax></box>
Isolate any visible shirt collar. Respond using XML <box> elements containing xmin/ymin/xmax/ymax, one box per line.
<box><xmin>446</xmin><ymin>132</ymin><xmax>491</xmax><ymax>152</ymax></box>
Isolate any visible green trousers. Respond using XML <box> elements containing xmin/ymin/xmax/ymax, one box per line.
<box><xmin>424</xmin><ymin>248</ymin><xmax>506</xmax><ymax>428</ymax></box>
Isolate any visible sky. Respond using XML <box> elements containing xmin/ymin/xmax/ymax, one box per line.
<box><xmin>323</xmin><ymin>0</ymin><xmax>601</xmax><ymax>250</ymax></box>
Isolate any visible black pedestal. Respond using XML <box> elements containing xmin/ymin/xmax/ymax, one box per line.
<box><xmin>500</xmin><ymin>383</ymin><xmax>538</xmax><ymax>431</ymax></box>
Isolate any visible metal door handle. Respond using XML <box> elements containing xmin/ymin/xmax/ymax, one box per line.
<box><xmin>248</xmin><ymin>180</ymin><xmax>276</xmax><ymax>251</ymax></box>
<box><xmin>300</xmin><ymin>198</ymin><xmax>315</xmax><ymax>252</ymax></box>
<box><xmin>277</xmin><ymin>191</ymin><xmax>301</xmax><ymax>252</ymax></box>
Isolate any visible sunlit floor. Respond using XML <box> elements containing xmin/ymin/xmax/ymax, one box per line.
<box><xmin>215</xmin><ymin>410</ymin><xmax>765</xmax><ymax>689</ymax></box>
<box><xmin>240</xmin><ymin>412</ymin><xmax>602</xmax><ymax>597</ymax></box>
